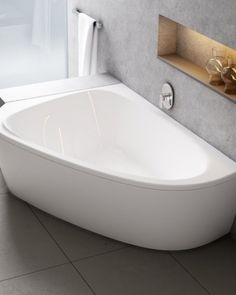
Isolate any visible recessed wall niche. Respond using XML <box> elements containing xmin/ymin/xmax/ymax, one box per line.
<box><xmin>158</xmin><ymin>15</ymin><xmax>236</xmax><ymax>102</ymax></box>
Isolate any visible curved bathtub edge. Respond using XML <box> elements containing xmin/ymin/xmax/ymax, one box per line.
<box><xmin>0</xmin><ymin>83</ymin><xmax>236</xmax><ymax>191</ymax></box>
<box><xmin>1</xmin><ymin>136</ymin><xmax>236</xmax><ymax>251</ymax></box>
<box><xmin>1</xmin><ymin>133</ymin><xmax>236</xmax><ymax>193</ymax></box>
<box><xmin>0</xmin><ymin>73</ymin><xmax>120</xmax><ymax>103</ymax></box>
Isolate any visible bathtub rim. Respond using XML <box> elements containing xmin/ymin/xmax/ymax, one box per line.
<box><xmin>0</xmin><ymin>84</ymin><xmax>236</xmax><ymax>191</ymax></box>
<box><xmin>1</xmin><ymin>133</ymin><xmax>236</xmax><ymax>193</ymax></box>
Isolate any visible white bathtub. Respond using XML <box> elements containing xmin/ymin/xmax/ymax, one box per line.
<box><xmin>0</xmin><ymin>82</ymin><xmax>236</xmax><ymax>250</ymax></box>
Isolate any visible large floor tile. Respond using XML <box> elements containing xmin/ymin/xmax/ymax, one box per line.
<box><xmin>172</xmin><ymin>237</ymin><xmax>236</xmax><ymax>295</ymax></box>
<box><xmin>32</xmin><ymin>207</ymin><xmax>127</xmax><ymax>261</ymax></box>
<box><xmin>0</xmin><ymin>194</ymin><xmax>67</xmax><ymax>281</ymax></box>
<box><xmin>0</xmin><ymin>264</ymin><xmax>93</xmax><ymax>295</ymax></box>
<box><xmin>75</xmin><ymin>247</ymin><xmax>208</xmax><ymax>295</ymax></box>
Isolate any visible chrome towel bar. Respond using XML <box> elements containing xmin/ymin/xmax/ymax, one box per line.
<box><xmin>72</xmin><ymin>9</ymin><xmax>103</xmax><ymax>29</ymax></box>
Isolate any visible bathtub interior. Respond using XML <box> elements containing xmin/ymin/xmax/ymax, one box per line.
<box><xmin>3</xmin><ymin>89</ymin><xmax>211</xmax><ymax>182</ymax></box>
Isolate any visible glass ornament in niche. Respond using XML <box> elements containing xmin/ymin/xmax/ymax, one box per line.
<box><xmin>205</xmin><ymin>48</ymin><xmax>227</xmax><ymax>86</ymax></box>
<box><xmin>221</xmin><ymin>58</ymin><xmax>236</xmax><ymax>94</ymax></box>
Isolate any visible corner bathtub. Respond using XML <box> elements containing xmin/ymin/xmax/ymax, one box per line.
<box><xmin>0</xmin><ymin>83</ymin><xmax>236</xmax><ymax>250</ymax></box>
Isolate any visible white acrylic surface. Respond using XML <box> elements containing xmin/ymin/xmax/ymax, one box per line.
<box><xmin>0</xmin><ymin>82</ymin><xmax>236</xmax><ymax>250</ymax></box>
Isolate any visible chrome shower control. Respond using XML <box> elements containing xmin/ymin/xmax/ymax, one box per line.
<box><xmin>159</xmin><ymin>83</ymin><xmax>174</xmax><ymax>110</ymax></box>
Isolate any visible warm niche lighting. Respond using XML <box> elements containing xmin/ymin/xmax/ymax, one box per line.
<box><xmin>158</xmin><ymin>15</ymin><xmax>236</xmax><ymax>102</ymax></box>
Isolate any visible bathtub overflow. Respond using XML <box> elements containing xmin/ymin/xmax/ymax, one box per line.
<box><xmin>159</xmin><ymin>83</ymin><xmax>174</xmax><ymax>110</ymax></box>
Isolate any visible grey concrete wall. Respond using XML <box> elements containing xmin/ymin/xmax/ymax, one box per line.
<box><xmin>70</xmin><ymin>0</ymin><xmax>236</xmax><ymax>237</ymax></box>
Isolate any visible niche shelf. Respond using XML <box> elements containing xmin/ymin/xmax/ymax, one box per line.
<box><xmin>158</xmin><ymin>15</ymin><xmax>236</xmax><ymax>102</ymax></box>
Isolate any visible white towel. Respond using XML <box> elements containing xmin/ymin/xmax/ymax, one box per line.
<box><xmin>78</xmin><ymin>13</ymin><xmax>98</xmax><ymax>77</ymax></box>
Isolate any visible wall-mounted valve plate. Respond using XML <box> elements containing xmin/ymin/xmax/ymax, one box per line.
<box><xmin>159</xmin><ymin>82</ymin><xmax>174</xmax><ymax>110</ymax></box>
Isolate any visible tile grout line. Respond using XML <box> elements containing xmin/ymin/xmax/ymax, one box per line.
<box><xmin>72</xmin><ymin>245</ymin><xmax>130</xmax><ymax>264</ymax></box>
<box><xmin>28</xmin><ymin>205</ymin><xmax>97</xmax><ymax>295</ymax></box>
<box><xmin>70</xmin><ymin>262</ymin><xmax>97</xmax><ymax>295</ymax></box>
<box><xmin>0</xmin><ymin>262</ymin><xmax>69</xmax><ymax>284</ymax></box>
<box><xmin>168</xmin><ymin>252</ymin><xmax>212</xmax><ymax>295</ymax></box>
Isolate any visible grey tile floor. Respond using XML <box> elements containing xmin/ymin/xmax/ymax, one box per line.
<box><xmin>0</xmin><ymin>174</ymin><xmax>236</xmax><ymax>294</ymax></box>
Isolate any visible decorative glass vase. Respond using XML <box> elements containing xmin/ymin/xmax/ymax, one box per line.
<box><xmin>221</xmin><ymin>58</ymin><xmax>236</xmax><ymax>94</ymax></box>
<box><xmin>205</xmin><ymin>48</ymin><xmax>227</xmax><ymax>85</ymax></box>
